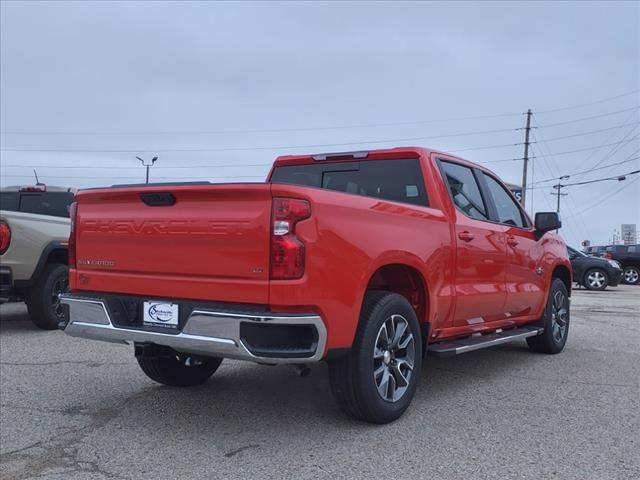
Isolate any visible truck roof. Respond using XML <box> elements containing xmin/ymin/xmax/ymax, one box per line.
<box><xmin>1</xmin><ymin>185</ymin><xmax>77</xmax><ymax>193</ymax></box>
<box><xmin>272</xmin><ymin>146</ymin><xmax>495</xmax><ymax>174</ymax></box>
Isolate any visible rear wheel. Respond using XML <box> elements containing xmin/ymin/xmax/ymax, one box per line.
<box><xmin>137</xmin><ymin>352</ymin><xmax>223</xmax><ymax>386</ymax></box>
<box><xmin>622</xmin><ymin>266</ymin><xmax>640</xmax><ymax>285</ymax></box>
<box><xmin>26</xmin><ymin>263</ymin><xmax>68</xmax><ymax>330</ymax></box>
<box><xmin>328</xmin><ymin>291</ymin><xmax>422</xmax><ymax>424</ymax></box>
<box><xmin>584</xmin><ymin>268</ymin><xmax>608</xmax><ymax>291</ymax></box>
<box><xmin>527</xmin><ymin>278</ymin><xmax>570</xmax><ymax>354</ymax></box>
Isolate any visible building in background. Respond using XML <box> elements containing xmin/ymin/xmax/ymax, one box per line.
<box><xmin>621</xmin><ymin>224</ymin><xmax>637</xmax><ymax>245</ymax></box>
<box><xmin>504</xmin><ymin>182</ymin><xmax>523</xmax><ymax>203</ymax></box>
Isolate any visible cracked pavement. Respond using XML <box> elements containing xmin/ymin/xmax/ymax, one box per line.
<box><xmin>1</xmin><ymin>285</ymin><xmax>639</xmax><ymax>479</ymax></box>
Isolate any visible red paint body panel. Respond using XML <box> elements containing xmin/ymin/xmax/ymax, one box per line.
<box><xmin>70</xmin><ymin>147</ymin><xmax>571</xmax><ymax>355</ymax></box>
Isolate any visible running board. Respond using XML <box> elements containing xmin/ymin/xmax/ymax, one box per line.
<box><xmin>429</xmin><ymin>327</ymin><xmax>543</xmax><ymax>357</ymax></box>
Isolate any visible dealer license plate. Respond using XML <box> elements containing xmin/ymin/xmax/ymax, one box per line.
<box><xmin>143</xmin><ymin>301</ymin><xmax>179</xmax><ymax>328</ymax></box>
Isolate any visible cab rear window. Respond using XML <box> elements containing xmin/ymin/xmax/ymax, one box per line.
<box><xmin>270</xmin><ymin>159</ymin><xmax>428</xmax><ymax>207</ymax></box>
<box><xmin>19</xmin><ymin>192</ymin><xmax>75</xmax><ymax>218</ymax></box>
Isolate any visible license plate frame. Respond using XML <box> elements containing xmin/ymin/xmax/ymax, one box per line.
<box><xmin>142</xmin><ymin>301</ymin><xmax>179</xmax><ymax>329</ymax></box>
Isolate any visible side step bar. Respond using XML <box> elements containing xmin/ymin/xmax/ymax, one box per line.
<box><xmin>429</xmin><ymin>326</ymin><xmax>543</xmax><ymax>357</ymax></box>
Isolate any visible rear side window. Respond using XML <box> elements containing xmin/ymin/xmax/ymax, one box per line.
<box><xmin>439</xmin><ymin>161</ymin><xmax>488</xmax><ymax>221</ymax></box>
<box><xmin>19</xmin><ymin>192</ymin><xmax>75</xmax><ymax>218</ymax></box>
<box><xmin>0</xmin><ymin>192</ymin><xmax>19</xmax><ymax>212</ymax></box>
<box><xmin>482</xmin><ymin>173</ymin><xmax>528</xmax><ymax>228</ymax></box>
<box><xmin>271</xmin><ymin>159</ymin><xmax>428</xmax><ymax>207</ymax></box>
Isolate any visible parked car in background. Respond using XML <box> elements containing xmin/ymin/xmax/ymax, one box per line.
<box><xmin>604</xmin><ymin>244</ymin><xmax>640</xmax><ymax>285</ymax></box>
<box><xmin>60</xmin><ymin>146</ymin><xmax>571</xmax><ymax>424</ymax></box>
<box><xmin>584</xmin><ymin>245</ymin><xmax>607</xmax><ymax>257</ymax></box>
<box><xmin>0</xmin><ymin>185</ymin><xmax>75</xmax><ymax>329</ymax></box>
<box><xmin>567</xmin><ymin>246</ymin><xmax>623</xmax><ymax>291</ymax></box>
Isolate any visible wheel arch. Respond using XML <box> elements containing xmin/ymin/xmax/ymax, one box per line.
<box><xmin>364</xmin><ymin>262</ymin><xmax>430</xmax><ymax>356</ymax></box>
<box><xmin>15</xmin><ymin>242</ymin><xmax>68</xmax><ymax>289</ymax></box>
<box><xmin>552</xmin><ymin>263</ymin><xmax>572</xmax><ymax>296</ymax></box>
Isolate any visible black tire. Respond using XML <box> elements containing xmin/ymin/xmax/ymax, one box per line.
<box><xmin>527</xmin><ymin>278</ymin><xmax>570</xmax><ymax>354</ymax></box>
<box><xmin>26</xmin><ymin>263</ymin><xmax>68</xmax><ymax>330</ymax></box>
<box><xmin>328</xmin><ymin>291</ymin><xmax>422</xmax><ymax>424</ymax></box>
<box><xmin>137</xmin><ymin>353</ymin><xmax>222</xmax><ymax>387</ymax></box>
<box><xmin>622</xmin><ymin>266</ymin><xmax>640</xmax><ymax>285</ymax></box>
<box><xmin>583</xmin><ymin>268</ymin><xmax>609</xmax><ymax>291</ymax></box>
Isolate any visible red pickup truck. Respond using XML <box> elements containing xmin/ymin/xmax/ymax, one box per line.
<box><xmin>61</xmin><ymin>147</ymin><xmax>571</xmax><ymax>423</ymax></box>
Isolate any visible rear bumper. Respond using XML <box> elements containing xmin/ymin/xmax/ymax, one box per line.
<box><xmin>0</xmin><ymin>267</ymin><xmax>13</xmax><ymax>302</ymax></box>
<box><xmin>59</xmin><ymin>294</ymin><xmax>327</xmax><ymax>364</ymax></box>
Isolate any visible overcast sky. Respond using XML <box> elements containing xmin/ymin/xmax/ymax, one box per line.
<box><xmin>1</xmin><ymin>1</ymin><xmax>638</xmax><ymax>246</ymax></box>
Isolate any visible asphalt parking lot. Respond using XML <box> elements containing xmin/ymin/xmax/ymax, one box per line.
<box><xmin>1</xmin><ymin>285</ymin><xmax>638</xmax><ymax>480</ymax></box>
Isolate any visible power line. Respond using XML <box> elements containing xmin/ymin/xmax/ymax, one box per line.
<box><xmin>534</xmin><ymin>89</ymin><xmax>639</xmax><ymax>114</ymax></box>
<box><xmin>582</xmin><ymin>122</ymin><xmax>640</xmax><ymax>172</ymax></box>
<box><xmin>528</xmin><ymin>132</ymin><xmax>594</xmax><ymax>242</ymax></box>
<box><xmin>560</xmin><ymin>169</ymin><xmax>640</xmax><ymax>187</ymax></box>
<box><xmin>530</xmin><ymin>153</ymin><xmax>640</xmax><ymax>185</ymax></box>
<box><xmin>3</xmin><ymin>89</ymin><xmax>637</xmax><ymax>136</ymax></box>
<box><xmin>0</xmin><ymin>173</ymin><xmax>265</xmax><ymax>180</ymax></box>
<box><xmin>0</xmin><ymin>112</ymin><xmax>525</xmax><ymax>136</ymax></box>
<box><xmin>563</xmin><ymin>176</ymin><xmax>640</xmax><ymax>220</ymax></box>
<box><xmin>0</xmin><ymin>126</ymin><xmax>522</xmax><ymax>153</ymax></box>
<box><xmin>539</xmin><ymin>121</ymin><xmax>640</xmax><ymax>142</ymax></box>
<box><xmin>534</xmin><ymin>106</ymin><xmax>639</xmax><ymax>128</ymax></box>
<box><xmin>527</xmin><ymin>136</ymin><xmax>639</xmax><ymax>158</ymax></box>
<box><xmin>0</xmin><ymin>162</ymin><xmax>274</xmax><ymax>170</ymax></box>
<box><xmin>530</xmin><ymin>111</ymin><xmax>640</xmax><ymax>185</ymax></box>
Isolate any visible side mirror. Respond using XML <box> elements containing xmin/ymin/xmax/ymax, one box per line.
<box><xmin>535</xmin><ymin>212</ymin><xmax>562</xmax><ymax>234</ymax></box>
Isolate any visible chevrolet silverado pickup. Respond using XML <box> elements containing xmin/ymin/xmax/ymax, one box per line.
<box><xmin>60</xmin><ymin>147</ymin><xmax>571</xmax><ymax>423</ymax></box>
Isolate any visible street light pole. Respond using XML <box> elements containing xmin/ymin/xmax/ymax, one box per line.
<box><xmin>136</xmin><ymin>156</ymin><xmax>158</xmax><ymax>184</ymax></box>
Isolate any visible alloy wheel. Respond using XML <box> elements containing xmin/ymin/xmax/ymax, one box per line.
<box><xmin>587</xmin><ymin>270</ymin><xmax>605</xmax><ymax>289</ymax></box>
<box><xmin>50</xmin><ymin>276</ymin><xmax>68</xmax><ymax>319</ymax></box>
<box><xmin>551</xmin><ymin>290</ymin><xmax>568</xmax><ymax>343</ymax></box>
<box><xmin>373</xmin><ymin>314</ymin><xmax>416</xmax><ymax>402</ymax></box>
<box><xmin>624</xmin><ymin>268</ymin><xmax>639</xmax><ymax>284</ymax></box>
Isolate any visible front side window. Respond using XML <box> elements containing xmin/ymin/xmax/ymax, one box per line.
<box><xmin>440</xmin><ymin>161</ymin><xmax>488</xmax><ymax>221</ymax></box>
<box><xmin>482</xmin><ymin>173</ymin><xmax>528</xmax><ymax>228</ymax></box>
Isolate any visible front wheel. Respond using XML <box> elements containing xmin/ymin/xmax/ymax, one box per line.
<box><xmin>622</xmin><ymin>266</ymin><xmax>640</xmax><ymax>285</ymax></box>
<box><xmin>527</xmin><ymin>278</ymin><xmax>570</xmax><ymax>354</ymax></box>
<box><xmin>328</xmin><ymin>291</ymin><xmax>422</xmax><ymax>424</ymax></box>
<box><xmin>137</xmin><ymin>352</ymin><xmax>222</xmax><ymax>386</ymax></box>
<box><xmin>584</xmin><ymin>268</ymin><xmax>608</xmax><ymax>291</ymax></box>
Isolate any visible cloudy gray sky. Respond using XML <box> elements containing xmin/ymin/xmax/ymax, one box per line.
<box><xmin>1</xmin><ymin>0</ymin><xmax>638</xmax><ymax>246</ymax></box>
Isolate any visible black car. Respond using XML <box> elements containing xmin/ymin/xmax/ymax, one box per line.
<box><xmin>604</xmin><ymin>244</ymin><xmax>640</xmax><ymax>285</ymax></box>
<box><xmin>584</xmin><ymin>245</ymin><xmax>608</xmax><ymax>257</ymax></box>
<box><xmin>567</xmin><ymin>246</ymin><xmax>623</xmax><ymax>291</ymax></box>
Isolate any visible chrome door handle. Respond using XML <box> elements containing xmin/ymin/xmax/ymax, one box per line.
<box><xmin>458</xmin><ymin>231</ymin><xmax>475</xmax><ymax>242</ymax></box>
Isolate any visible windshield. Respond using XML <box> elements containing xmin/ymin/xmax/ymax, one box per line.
<box><xmin>568</xmin><ymin>246</ymin><xmax>587</xmax><ymax>258</ymax></box>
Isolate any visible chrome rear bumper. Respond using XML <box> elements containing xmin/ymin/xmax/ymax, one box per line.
<box><xmin>60</xmin><ymin>294</ymin><xmax>327</xmax><ymax>364</ymax></box>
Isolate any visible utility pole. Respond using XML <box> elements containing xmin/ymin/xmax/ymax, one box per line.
<box><xmin>136</xmin><ymin>156</ymin><xmax>158</xmax><ymax>184</ymax></box>
<box><xmin>520</xmin><ymin>109</ymin><xmax>532</xmax><ymax>209</ymax></box>
<box><xmin>551</xmin><ymin>178</ymin><xmax>569</xmax><ymax>232</ymax></box>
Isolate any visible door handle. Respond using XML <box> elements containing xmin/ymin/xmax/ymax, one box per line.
<box><xmin>507</xmin><ymin>236</ymin><xmax>519</xmax><ymax>247</ymax></box>
<box><xmin>458</xmin><ymin>231</ymin><xmax>475</xmax><ymax>242</ymax></box>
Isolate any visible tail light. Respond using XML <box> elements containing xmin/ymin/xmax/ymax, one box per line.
<box><xmin>270</xmin><ymin>197</ymin><xmax>311</xmax><ymax>279</ymax></box>
<box><xmin>605</xmin><ymin>253</ymin><xmax>613</xmax><ymax>259</ymax></box>
<box><xmin>0</xmin><ymin>221</ymin><xmax>11</xmax><ymax>255</ymax></box>
<box><xmin>68</xmin><ymin>202</ymin><xmax>78</xmax><ymax>269</ymax></box>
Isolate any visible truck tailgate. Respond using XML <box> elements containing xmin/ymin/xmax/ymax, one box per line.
<box><xmin>72</xmin><ymin>184</ymin><xmax>272</xmax><ymax>304</ymax></box>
